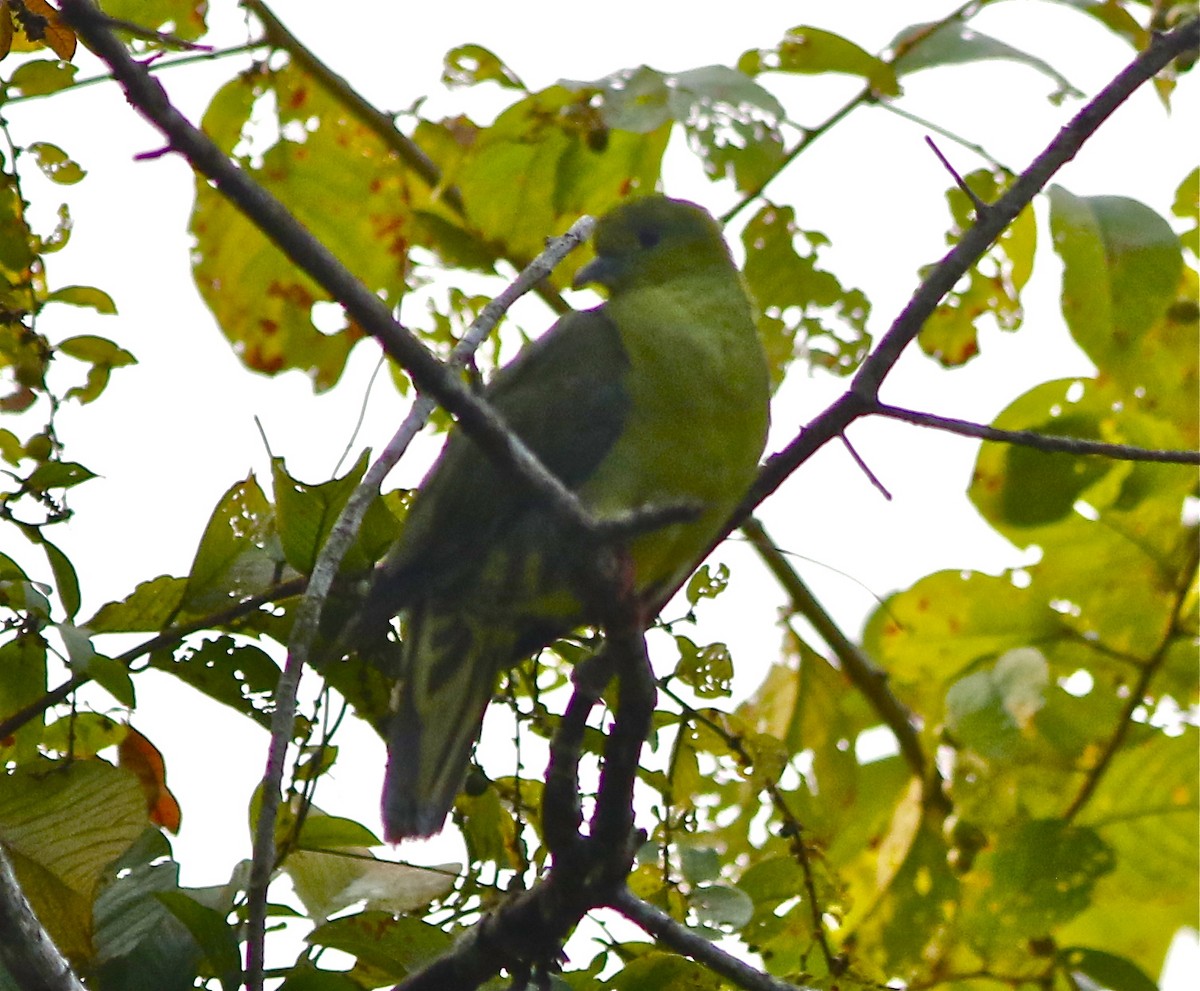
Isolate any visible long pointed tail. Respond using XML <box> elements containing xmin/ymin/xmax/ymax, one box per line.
<box><xmin>381</xmin><ymin>609</ymin><xmax>510</xmax><ymax>841</ymax></box>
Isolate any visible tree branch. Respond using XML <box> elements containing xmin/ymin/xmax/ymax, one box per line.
<box><xmin>876</xmin><ymin>402</ymin><xmax>1200</xmax><ymax>464</ymax></box>
<box><xmin>740</xmin><ymin>15</ymin><xmax>1200</xmax><ymax>517</ymax></box>
<box><xmin>247</xmin><ymin>219</ymin><xmax>593</xmax><ymax>989</ymax></box>
<box><xmin>0</xmin><ymin>578</ymin><xmax>305</xmax><ymax>743</ymax></box>
<box><xmin>241</xmin><ymin>0</ymin><xmax>570</xmax><ymax>316</ymax></box>
<box><xmin>59</xmin><ymin>0</ymin><xmax>595</xmax><ymax>538</ymax></box>
<box><xmin>609</xmin><ymin>887</ymin><xmax>808</xmax><ymax>991</ymax></box>
<box><xmin>0</xmin><ymin>846</ymin><xmax>86</xmax><ymax>991</ymax></box>
<box><xmin>721</xmin><ymin>0</ymin><xmax>987</xmax><ymax>225</ymax></box>
<box><xmin>1063</xmin><ymin>537</ymin><xmax>1200</xmax><ymax>822</ymax></box>
<box><xmin>4</xmin><ymin>40</ymin><xmax>267</xmax><ymax>106</ymax></box>
<box><xmin>739</xmin><ymin>516</ymin><xmax>941</xmax><ymax>802</ymax></box>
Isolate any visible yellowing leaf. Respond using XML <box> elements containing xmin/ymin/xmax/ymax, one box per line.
<box><xmin>118</xmin><ymin>726</ymin><xmax>182</xmax><ymax>834</ymax></box>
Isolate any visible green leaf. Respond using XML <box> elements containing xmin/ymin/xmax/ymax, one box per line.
<box><xmin>945</xmin><ymin>647</ymin><xmax>1048</xmax><ymax>759</ymax></box>
<box><xmin>0</xmin><ymin>760</ymin><xmax>148</xmax><ymax>961</ymax></box>
<box><xmin>7</xmin><ymin>58</ymin><xmax>78</xmax><ymax>97</ymax></box>
<box><xmin>86</xmin><ymin>575</ymin><xmax>187</xmax><ymax>632</ymax></box>
<box><xmin>1075</xmin><ymin>728</ymin><xmax>1198</xmax><ymax>901</ymax></box>
<box><xmin>96</xmin><ymin>0</ymin><xmax>209</xmax><ymax>42</ymax></box>
<box><xmin>278</xmin><ymin>964</ymin><xmax>363</xmax><ymax>991</ymax></box>
<box><xmin>666</xmin><ymin>65</ymin><xmax>786</xmax><ymax>192</ymax></box>
<box><xmin>191</xmin><ymin>62</ymin><xmax>426</xmax><ymax>389</ymax></box>
<box><xmin>1172</xmin><ymin>166</ymin><xmax>1198</xmax><ymax>255</ymax></box>
<box><xmin>672</xmin><ymin>635</ymin><xmax>733</xmax><ymax>699</ymax></box>
<box><xmin>42</xmin><ymin>712</ymin><xmax>125</xmax><ymax>757</ymax></box>
<box><xmin>148</xmin><ymin>637</ymin><xmax>279</xmax><ymax>729</ymax></box>
<box><xmin>1049</xmin><ymin>0</ymin><xmax>1148</xmax><ymax>54</ymax></box>
<box><xmin>272</xmin><ymin>451</ymin><xmax>387</xmax><ymax>575</ymax></box>
<box><xmin>893</xmin><ymin>21</ymin><xmax>1081</xmax><ymax>103</ymax></box>
<box><xmin>297</xmin><ymin>813</ymin><xmax>380</xmax><ymax>850</ymax></box>
<box><xmin>0</xmin><ymin>428</ymin><xmax>22</xmax><ymax>465</ymax></box>
<box><xmin>48</xmin><ymin>290</ymin><xmax>120</xmax><ymax>315</ymax></box>
<box><xmin>93</xmin><ymin>829</ymin><xmax>206</xmax><ymax>990</ymax></box>
<box><xmin>596</xmin><ymin>65</ymin><xmax>671</xmax><ymax>133</ymax></box>
<box><xmin>24</xmin><ymin>460</ymin><xmax>95</xmax><ymax>493</ymax></box>
<box><xmin>738</xmin><ymin>25</ymin><xmax>898</xmax><ymax>95</ymax></box>
<box><xmin>685</xmin><ymin>563</ymin><xmax>729</xmax><ymax>606</ymax></box>
<box><xmin>1049</xmin><ymin>188</ymin><xmax>1185</xmax><ymax>387</ymax></box>
<box><xmin>863</xmin><ymin>570</ymin><xmax>1059</xmax><ymax>705</ymax></box>
<box><xmin>308</xmin><ymin>912</ymin><xmax>454</xmax><ymax>980</ymax></box>
<box><xmin>181</xmin><ymin>475</ymin><xmax>279</xmax><ymax>613</ymax></box>
<box><xmin>26</xmin><ymin>142</ymin><xmax>85</xmax><ymax>184</ymax></box>
<box><xmin>609</xmin><ymin>951</ymin><xmax>723</xmax><ymax>991</ymax></box>
<box><xmin>0</xmin><ymin>633</ymin><xmax>48</xmax><ymax>761</ymax></box>
<box><xmin>59</xmin><ymin>624</ymin><xmax>135</xmax><ymax>706</ymax></box>
<box><xmin>852</xmin><ymin>818</ymin><xmax>961</xmax><ymax>971</ymax></box>
<box><xmin>678</xmin><ymin>845</ymin><xmax>721</xmax><ymax>884</ymax></box>
<box><xmin>971</xmin><ymin>819</ymin><xmax>1114</xmax><ymax>948</ymax></box>
<box><xmin>156</xmin><ymin>892</ymin><xmax>241</xmax><ymax>990</ymax></box>
<box><xmin>41</xmin><ymin>537</ymin><xmax>78</xmax><ymax>619</ymax></box>
<box><xmin>1059</xmin><ymin>947</ymin><xmax>1159</xmax><ymax>991</ymax></box>
<box><xmin>688</xmin><ymin>883</ymin><xmax>754</xmax><ymax>930</ymax></box>
<box><xmin>457</xmin><ymin>84</ymin><xmax>667</xmax><ymax>273</ymax></box>
<box><xmin>969</xmin><ymin>378</ymin><xmax>1118</xmax><ymax>533</ymax></box>
<box><xmin>741</xmin><ymin>202</ymin><xmax>870</xmax><ymax>379</ymax></box>
<box><xmin>442</xmin><ymin>43</ymin><xmax>525</xmax><ymax>90</ymax></box>
<box><xmin>919</xmin><ymin>170</ymin><xmax>1036</xmax><ymax>366</ymax></box>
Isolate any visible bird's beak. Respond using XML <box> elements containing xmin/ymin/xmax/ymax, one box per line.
<box><xmin>572</xmin><ymin>255</ymin><xmax>618</xmax><ymax>290</ymax></box>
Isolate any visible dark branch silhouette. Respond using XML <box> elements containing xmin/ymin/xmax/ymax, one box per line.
<box><xmin>877</xmin><ymin>402</ymin><xmax>1200</xmax><ymax>463</ymax></box>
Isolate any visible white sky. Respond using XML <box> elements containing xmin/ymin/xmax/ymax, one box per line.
<box><xmin>4</xmin><ymin>0</ymin><xmax>1196</xmax><ymax>983</ymax></box>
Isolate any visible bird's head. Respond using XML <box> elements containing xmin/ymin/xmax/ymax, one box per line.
<box><xmin>573</xmin><ymin>195</ymin><xmax>733</xmax><ymax>294</ymax></box>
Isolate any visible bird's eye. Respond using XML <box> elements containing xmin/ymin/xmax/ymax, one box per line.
<box><xmin>636</xmin><ymin>227</ymin><xmax>660</xmax><ymax>249</ymax></box>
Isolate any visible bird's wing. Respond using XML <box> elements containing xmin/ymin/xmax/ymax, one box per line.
<box><xmin>367</xmin><ymin>306</ymin><xmax>631</xmax><ymax>613</ymax></box>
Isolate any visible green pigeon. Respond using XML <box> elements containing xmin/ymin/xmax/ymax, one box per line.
<box><xmin>359</xmin><ymin>195</ymin><xmax>770</xmax><ymax>841</ymax></box>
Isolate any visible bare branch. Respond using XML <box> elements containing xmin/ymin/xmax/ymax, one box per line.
<box><xmin>609</xmin><ymin>887</ymin><xmax>809</xmax><ymax>991</ymax></box>
<box><xmin>840</xmin><ymin>432</ymin><xmax>893</xmax><ymax>500</ymax></box>
<box><xmin>396</xmin><ymin>596</ymin><xmax>654</xmax><ymax>989</ymax></box>
<box><xmin>924</xmin><ymin>135</ymin><xmax>989</xmax><ymax>215</ymax></box>
<box><xmin>741</xmin><ymin>16</ymin><xmax>1200</xmax><ymax>516</ymax></box>
<box><xmin>876</xmin><ymin>402</ymin><xmax>1200</xmax><ymax>464</ymax></box>
<box><xmin>0</xmin><ymin>846</ymin><xmax>86</xmax><ymax>991</ymax></box>
<box><xmin>1063</xmin><ymin>538</ymin><xmax>1200</xmax><ymax>822</ymax></box>
<box><xmin>740</xmin><ymin>516</ymin><xmax>949</xmax><ymax>814</ymax></box>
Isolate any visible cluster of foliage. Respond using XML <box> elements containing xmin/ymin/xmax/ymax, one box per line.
<box><xmin>0</xmin><ymin>1</ymin><xmax>1196</xmax><ymax>990</ymax></box>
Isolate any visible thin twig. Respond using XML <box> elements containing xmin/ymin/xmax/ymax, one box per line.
<box><xmin>880</xmin><ymin>101</ymin><xmax>1006</xmax><ymax>170</ymax></box>
<box><xmin>839</xmin><ymin>433</ymin><xmax>892</xmax><ymax>500</ymax></box>
<box><xmin>609</xmin><ymin>887</ymin><xmax>808</xmax><ymax>991</ymax></box>
<box><xmin>925</xmin><ymin>135</ymin><xmax>989</xmax><ymax>215</ymax></box>
<box><xmin>0</xmin><ymin>578</ymin><xmax>305</xmax><ymax>742</ymax></box>
<box><xmin>1063</xmin><ymin>538</ymin><xmax>1200</xmax><ymax>821</ymax></box>
<box><xmin>248</xmin><ymin>219</ymin><xmax>593</xmax><ymax>988</ymax></box>
<box><xmin>740</xmin><ymin>516</ymin><xmax>949</xmax><ymax>814</ymax></box>
<box><xmin>877</xmin><ymin>402</ymin><xmax>1200</xmax><ymax>464</ymax></box>
<box><xmin>3</xmin><ymin>40</ymin><xmax>266</xmax><ymax>106</ymax></box>
<box><xmin>721</xmin><ymin>0</ymin><xmax>986</xmax><ymax>225</ymax></box>
<box><xmin>242</xmin><ymin>0</ymin><xmax>570</xmax><ymax>317</ymax></box>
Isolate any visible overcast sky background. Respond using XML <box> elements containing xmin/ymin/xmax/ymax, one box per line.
<box><xmin>5</xmin><ymin>0</ymin><xmax>1196</xmax><ymax>981</ymax></box>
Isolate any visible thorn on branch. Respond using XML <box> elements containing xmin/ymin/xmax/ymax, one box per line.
<box><xmin>133</xmin><ymin>144</ymin><xmax>173</xmax><ymax>161</ymax></box>
<box><xmin>840</xmin><ymin>432</ymin><xmax>892</xmax><ymax>500</ymax></box>
<box><xmin>926</xmin><ymin>135</ymin><xmax>990</xmax><ymax>217</ymax></box>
